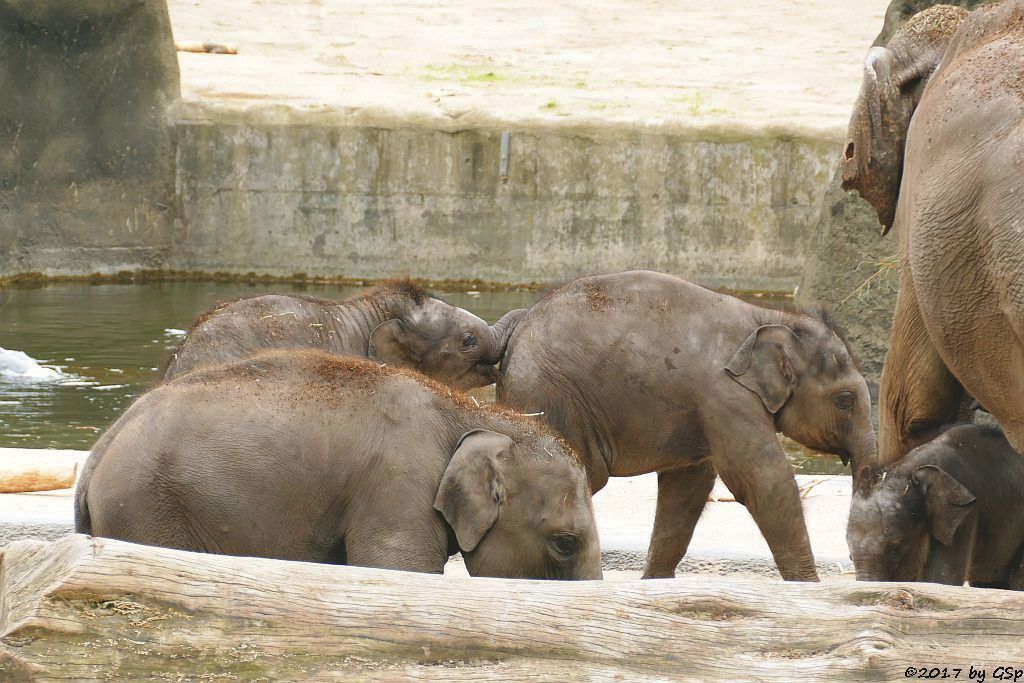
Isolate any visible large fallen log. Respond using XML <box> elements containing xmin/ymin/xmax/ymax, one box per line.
<box><xmin>0</xmin><ymin>453</ymin><xmax>77</xmax><ymax>493</ymax></box>
<box><xmin>0</xmin><ymin>535</ymin><xmax>1021</xmax><ymax>680</ymax></box>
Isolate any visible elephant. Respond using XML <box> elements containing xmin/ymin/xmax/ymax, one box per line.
<box><xmin>75</xmin><ymin>350</ymin><xmax>601</xmax><ymax>580</ymax></box>
<box><xmin>848</xmin><ymin>424</ymin><xmax>1024</xmax><ymax>589</ymax></box>
<box><xmin>496</xmin><ymin>271</ymin><xmax>876</xmax><ymax>581</ymax></box>
<box><xmin>840</xmin><ymin>1</ymin><xmax>1024</xmax><ymax>461</ymax></box>
<box><xmin>163</xmin><ymin>279</ymin><xmax>522</xmax><ymax>391</ymax></box>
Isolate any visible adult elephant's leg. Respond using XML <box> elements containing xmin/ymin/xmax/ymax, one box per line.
<box><xmin>703</xmin><ymin>411</ymin><xmax>818</xmax><ymax>581</ymax></box>
<box><xmin>878</xmin><ymin>272</ymin><xmax>967</xmax><ymax>463</ymax></box>
<box><xmin>642</xmin><ymin>464</ymin><xmax>715</xmax><ymax>579</ymax></box>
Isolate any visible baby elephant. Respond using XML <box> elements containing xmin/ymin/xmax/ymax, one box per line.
<box><xmin>848</xmin><ymin>424</ymin><xmax>1024</xmax><ymax>588</ymax></box>
<box><xmin>163</xmin><ymin>279</ymin><xmax>523</xmax><ymax>390</ymax></box>
<box><xmin>76</xmin><ymin>350</ymin><xmax>601</xmax><ymax>580</ymax></box>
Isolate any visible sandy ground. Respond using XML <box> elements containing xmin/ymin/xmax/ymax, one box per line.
<box><xmin>0</xmin><ymin>448</ymin><xmax>853</xmax><ymax>581</ymax></box>
<box><xmin>167</xmin><ymin>0</ymin><xmax>889</xmax><ymax>137</ymax></box>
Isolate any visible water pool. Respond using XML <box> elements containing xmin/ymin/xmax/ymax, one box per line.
<box><xmin>0</xmin><ymin>281</ymin><xmax>847</xmax><ymax>475</ymax></box>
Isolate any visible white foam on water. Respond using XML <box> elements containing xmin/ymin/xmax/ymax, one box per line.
<box><xmin>0</xmin><ymin>347</ymin><xmax>62</xmax><ymax>381</ymax></box>
<box><xmin>164</xmin><ymin>328</ymin><xmax>187</xmax><ymax>337</ymax></box>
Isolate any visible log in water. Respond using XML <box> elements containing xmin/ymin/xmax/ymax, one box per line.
<box><xmin>0</xmin><ymin>453</ymin><xmax>77</xmax><ymax>493</ymax></box>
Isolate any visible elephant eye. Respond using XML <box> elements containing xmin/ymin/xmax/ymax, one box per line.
<box><xmin>461</xmin><ymin>333</ymin><xmax>477</xmax><ymax>349</ymax></box>
<box><xmin>835</xmin><ymin>391</ymin><xmax>854</xmax><ymax>411</ymax></box>
<box><xmin>550</xmin><ymin>534</ymin><xmax>579</xmax><ymax>558</ymax></box>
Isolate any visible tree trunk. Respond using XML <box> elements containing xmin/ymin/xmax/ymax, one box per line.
<box><xmin>0</xmin><ymin>454</ymin><xmax>77</xmax><ymax>493</ymax></box>
<box><xmin>1</xmin><ymin>535</ymin><xmax>1021</xmax><ymax>680</ymax></box>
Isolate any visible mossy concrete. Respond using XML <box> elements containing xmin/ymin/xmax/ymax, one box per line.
<box><xmin>170</xmin><ymin>117</ymin><xmax>840</xmax><ymax>291</ymax></box>
<box><xmin>0</xmin><ymin>0</ymin><xmax>181</xmax><ymax>276</ymax></box>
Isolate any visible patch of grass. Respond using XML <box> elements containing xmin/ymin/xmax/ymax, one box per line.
<box><xmin>671</xmin><ymin>91</ymin><xmax>731</xmax><ymax>117</ymax></box>
<box><xmin>541</xmin><ymin>100</ymin><xmax>558</xmax><ymax>109</ymax></box>
<box><xmin>842</xmin><ymin>254</ymin><xmax>899</xmax><ymax>305</ymax></box>
<box><xmin>420</xmin><ymin>63</ymin><xmax>507</xmax><ymax>84</ymax></box>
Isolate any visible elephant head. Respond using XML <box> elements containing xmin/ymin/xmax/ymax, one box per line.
<box><xmin>840</xmin><ymin>5</ymin><xmax>970</xmax><ymax>234</ymax></box>
<box><xmin>434</xmin><ymin>428</ymin><xmax>602</xmax><ymax>580</ymax></box>
<box><xmin>726</xmin><ymin>309</ymin><xmax>877</xmax><ymax>471</ymax></box>
<box><xmin>847</xmin><ymin>454</ymin><xmax>976</xmax><ymax>583</ymax></box>
<box><xmin>368</xmin><ymin>282</ymin><xmax>527</xmax><ymax>390</ymax></box>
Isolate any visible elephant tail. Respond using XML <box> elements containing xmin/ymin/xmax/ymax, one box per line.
<box><xmin>73</xmin><ymin>477</ymin><xmax>92</xmax><ymax>535</ymax></box>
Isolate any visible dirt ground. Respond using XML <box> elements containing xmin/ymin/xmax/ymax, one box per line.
<box><xmin>167</xmin><ymin>0</ymin><xmax>889</xmax><ymax>137</ymax></box>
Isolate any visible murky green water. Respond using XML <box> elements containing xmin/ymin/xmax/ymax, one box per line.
<box><xmin>0</xmin><ymin>281</ymin><xmax>846</xmax><ymax>475</ymax></box>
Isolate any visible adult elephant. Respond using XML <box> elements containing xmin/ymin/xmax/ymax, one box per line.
<box><xmin>840</xmin><ymin>1</ymin><xmax>1024</xmax><ymax>461</ymax></box>
<box><xmin>497</xmin><ymin>271</ymin><xmax>876</xmax><ymax>581</ymax></box>
<box><xmin>164</xmin><ymin>279</ymin><xmax>521</xmax><ymax>390</ymax></box>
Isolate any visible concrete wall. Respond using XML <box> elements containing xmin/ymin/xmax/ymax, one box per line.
<box><xmin>171</xmin><ymin>118</ymin><xmax>839</xmax><ymax>290</ymax></box>
<box><xmin>0</xmin><ymin>3</ymin><xmax>842</xmax><ymax>292</ymax></box>
<box><xmin>0</xmin><ymin>0</ymin><xmax>180</xmax><ymax>276</ymax></box>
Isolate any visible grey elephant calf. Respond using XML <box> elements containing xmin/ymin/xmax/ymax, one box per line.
<box><xmin>76</xmin><ymin>350</ymin><xmax>601</xmax><ymax>580</ymax></box>
<box><xmin>164</xmin><ymin>279</ymin><xmax>523</xmax><ymax>390</ymax></box>
<box><xmin>848</xmin><ymin>424</ymin><xmax>1024</xmax><ymax>589</ymax></box>
<box><xmin>498</xmin><ymin>270</ymin><xmax>876</xmax><ymax>581</ymax></box>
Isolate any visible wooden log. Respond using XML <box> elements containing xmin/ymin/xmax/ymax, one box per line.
<box><xmin>174</xmin><ymin>41</ymin><xmax>238</xmax><ymax>54</ymax></box>
<box><xmin>1</xmin><ymin>535</ymin><xmax>1022</xmax><ymax>680</ymax></box>
<box><xmin>0</xmin><ymin>454</ymin><xmax>77</xmax><ymax>493</ymax></box>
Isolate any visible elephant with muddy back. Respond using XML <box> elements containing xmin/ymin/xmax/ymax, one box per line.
<box><xmin>76</xmin><ymin>351</ymin><xmax>602</xmax><ymax>580</ymax></box>
<box><xmin>840</xmin><ymin>0</ymin><xmax>1024</xmax><ymax>461</ymax></box>
<box><xmin>496</xmin><ymin>271</ymin><xmax>876</xmax><ymax>581</ymax></box>
<box><xmin>163</xmin><ymin>279</ymin><xmax>522</xmax><ymax>390</ymax></box>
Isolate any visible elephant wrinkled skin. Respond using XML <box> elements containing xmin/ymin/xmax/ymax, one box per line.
<box><xmin>841</xmin><ymin>1</ymin><xmax>1024</xmax><ymax>461</ymax></box>
<box><xmin>76</xmin><ymin>351</ymin><xmax>601</xmax><ymax>580</ymax></box>
<box><xmin>497</xmin><ymin>271</ymin><xmax>876</xmax><ymax>582</ymax></box>
<box><xmin>848</xmin><ymin>424</ymin><xmax>1024</xmax><ymax>589</ymax></box>
<box><xmin>163</xmin><ymin>279</ymin><xmax>523</xmax><ymax>391</ymax></box>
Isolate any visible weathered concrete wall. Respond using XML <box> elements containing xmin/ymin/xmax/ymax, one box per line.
<box><xmin>171</xmin><ymin>117</ymin><xmax>839</xmax><ymax>290</ymax></box>
<box><xmin>0</xmin><ymin>0</ymin><xmax>180</xmax><ymax>276</ymax></box>
<box><xmin>0</xmin><ymin>2</ymin><xmax>843</xmax><ymax>291</ymax></box>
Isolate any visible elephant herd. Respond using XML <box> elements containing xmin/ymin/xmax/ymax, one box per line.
<box><xmin>76</xmin><ymin>1</ymin><xmax>1024</xmax><ymax>588</ymax></box>
<box><xmin>76</xmin><ymin>271</ymin><xmax>872</xmax><ymax>581</ymax></box>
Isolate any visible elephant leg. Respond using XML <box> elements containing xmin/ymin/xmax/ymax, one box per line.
<box><xmin>970</xmin><ymin>580</ymin><xmax>1009</xmax><ymax>590</ymax></box>
<box><xmin>878</xmin><ymin>272</ymin><xmax>967</xmax><ymax>463</ymax></box>
<box><xmin>344</xmin><ymin>527</ymin><xmax>447</xmax><ymax>574</ymax></box>
<box><xmin>1004</xmin><ymin>549</ymin><xmax>1024</xmax><ymax>591</ymax></box>
<box><xmin>642</xmin><ymin>464</ymin><xmax>716</xmax><ymax>579</ymax></box>
<box><xmin>702</xmin><ymin>410</ymin><xmax>818</xmax><ymax>582</ymax></box>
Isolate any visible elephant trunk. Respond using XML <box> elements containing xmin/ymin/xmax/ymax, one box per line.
<box><xmin>482</xmin><ymin>309</ymin><xmax>530</xmax><ymax>365</ymax></box>
<box><xmin>850</xmin><ymin>431</ymin><xmax>878</xmax><ymax>485</ymax></box>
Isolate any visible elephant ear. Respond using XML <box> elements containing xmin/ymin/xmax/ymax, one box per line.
<box><xmin>724</xmin><ymin>325</ymin><xmax>797</xmax><ymax>414</ymax></box>
<box><xmin>434</xmin><ymin>430</ymin><xmax>510</xmax><ymax>552</ymax></box>
<box><xmin>913</xmin><ymin>465</ymin><xmax>976</xmax><ymax>546</ymax></box>
<box><xmin>367</xmin><ymin>319</ymin><xmax>421</xmax><ymax>369</ymax></box>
